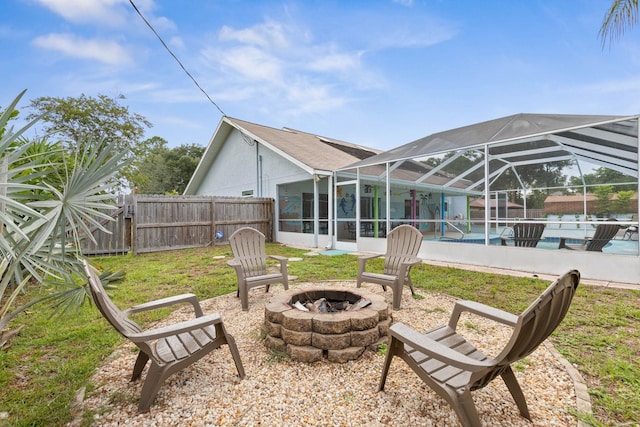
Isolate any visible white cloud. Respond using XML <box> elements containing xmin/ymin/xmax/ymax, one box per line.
<box><xmin>218</xmin><ymin>21</ymin><xmax>289</xmax><ymax>50</ymax></box>
<box><xmin>169</xmin><ymin>36</ymin><xmax>184</xmax><ymax>49</ymax></box>
<box><xmin>217</xmin><ymin>46</ymin><xmax>283</xmax><ymax>82</ymax></box>
<box><xmin>33</xmin><ymin>0</ymin><xmax>129</xmax><ymax>26</ymax></box>
<box><xmin>32</xmin><ymin>33</ymin><xmax>133</xmax><ymax>65</ymax></box>
<box><xmin>308</xmin><ymin>52</ymin><xmax>362</xmax><ymax>72</ymax></box>
<box><xmin>197</xmin><ymin>20</ymin><xmax>380</xmax><ymax>116</ymax></box>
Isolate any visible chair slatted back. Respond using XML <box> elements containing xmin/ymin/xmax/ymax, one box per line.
<box><xmin>383</xmin><ymin>225</ymin><xmax>423</xmax><ymax>276</ymax></box>
<box><xmin>229</xmin><ymin>227</ymin><xmax>268</xmax><ymax>277</ymax></box>
<box><xmin>82</xmin><ymin>259</ymin><xmax>142</xmax><ymax>338</ymax></box>
<box><xmin>470</xmin><ymin>270</ymin><xmax>579</xmax><ymax>390</ymax></box>
<box><xmin>586</xmin><ymin>220</ymin><xmax>619</xmax><ymax>252</ymax></box>
<box><xmin>501</xmin><ymin>269</ymin><xmax>579</xmax><ymax>364</ymax></box>
<box><xmin>512</xmin><ymin>222</ymin><xmax>545</xmax><ymax>247</ymax></box>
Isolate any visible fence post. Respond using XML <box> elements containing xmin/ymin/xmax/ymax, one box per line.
<box><xmin>211</xmin><ymin>197</ymin><xmax>216</xmax><ymax>246</ymax></box>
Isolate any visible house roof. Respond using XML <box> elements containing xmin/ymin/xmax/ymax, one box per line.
<box><xmin>185</xmin><ymin>117</ymin><xmax>381</xmax><ymax>194</ymax></box>
<box><xmin>341</xmin><ymin>113</ymin><xmax>640</xmax><ymax>193</ymax></box>
<box><xmin>469</xmin><ymin>199</ymin><xmax>524</xmax><ymax>208</ymax></box>
<box><xmin>226</xmin><ymin>118</ymin><xmax>382</xmax><ymax>172</ymax></box>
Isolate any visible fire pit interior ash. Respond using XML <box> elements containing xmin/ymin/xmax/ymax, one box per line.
<box><xmin>263</xmin><ymin>287</ymin><xmax>391</xmax><ymax>363</ymax></box>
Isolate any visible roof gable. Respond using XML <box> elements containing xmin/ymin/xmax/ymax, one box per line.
<box><xmin>184</xmin><ymin>117</ymin><xmax>381</xmax><ymax>194</ymax></box>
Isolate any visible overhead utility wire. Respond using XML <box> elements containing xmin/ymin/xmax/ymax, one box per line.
<box><xmin>128</xmin><ymin>0</ymin><xmax>226</xmax><ymax>117</ymax></box>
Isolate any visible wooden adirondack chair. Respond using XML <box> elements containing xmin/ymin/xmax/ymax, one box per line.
<box><xmin>82</xmin><ymin>259</ymin><xmax>245</xmax><ymax>412</ymax></box>
<box><xmin>559</xmin><ymin>219</ymin><xmax>619</xmax><ymax>252</ymax></box>
<box><xmin>500</xmin><ymin>221</ymin><xmax>545</xmax><ymax>247</ymax></box>
<box><xmin>378</xmin><ymin>269</ymin><xmax>580</xmax><ymax>427</ymax></box>
<box><xmin>227</xmin><ymin>227</ymin><xmax>289</xmax><ymax>311</ymax></box>
<box><xmin>357</xmin><ymin>224</ymin><xmax>423</xmax><ymax>310</ymax></box>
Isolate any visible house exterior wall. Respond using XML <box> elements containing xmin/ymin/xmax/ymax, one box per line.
<box><xmin>194</xmin><ymin>128</ymin><xmax>334</xmax><ymax>246</ymax></box>
<box><xmin>195</xmin><ymin>128</ymin><xmax>311</xmax><ymax>198</ymax></box>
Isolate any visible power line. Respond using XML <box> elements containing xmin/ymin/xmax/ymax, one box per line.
<box><xmin>128</xmin><ymin>0</ymin><xmax>226</xmax><ymax>117</ymax></box>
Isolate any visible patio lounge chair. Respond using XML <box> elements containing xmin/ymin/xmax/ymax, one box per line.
<box><xmin>558</xmin><ymin>218</ymin><xmax>619</xmax><ymax>252</ymax></box>
<box><xmin>228</xmin><ymin>227</ymin><xmax>289</xmax><ymax>311</ymax></box>
<box><xmin>82</xmin><ymin>259</ymin><xmax>245</xmax><ymax>412</ymax></box>
<box><xmin>623</xmin><ymin>214</ymin><xmax>638</xmax><ymax>241</ymax></box>
<box><xmin>356</xmin><ymin>224</ymin><xmax>423</xmax><ymax>310</ymax></box>
<box><xmin>378</xmin><ymin>269</ymin><xmax>580</xmax><ymax>427</ymax></box>
<box><xmin>500</xmin><ymin>221</ymin><xmax>545</xmax><ymax>247</ymax></box>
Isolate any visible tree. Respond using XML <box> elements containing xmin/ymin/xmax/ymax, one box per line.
<box><xmin>135</xmin><ymin>139</ymin><xmax>204</xmax><ymax>194</ymax></box>
<box><xmin>568</xmin><ymin>167</ymin><xmax>637</xmax><ymax>192</ymax></box>
<box><xmin>0</xmin><ymin>90</ymin><xmax>127</xmax><ymax>348</ymax></box>
<box><xmin>600</xmin><ymin>0</ymin><xmax>639</xmax><ymax>47</ymax></box>
<box><xmin>594</xmin><ymin>185</ymin><xmax>614</xmax><ymax>217</ymax></box>
<box><xmin>26</xmin><ymin>94</ymin><xmax>152</xmax><ymax>187</ymax></box>
<box><xmin>612</xmin><ymin>190</ymin><xmax>635</xmax><ymax>213</ymax></box>
<box><xmin>424</xmin><ymin>150</ymin><xmax>569</xmax><ymax>209</ymax></box>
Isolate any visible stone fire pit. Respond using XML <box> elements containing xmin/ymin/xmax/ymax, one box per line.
<box><xmin>263</xmin><ymin>287</ymin><xmax>391</xmax><ymax>363</ymax></box>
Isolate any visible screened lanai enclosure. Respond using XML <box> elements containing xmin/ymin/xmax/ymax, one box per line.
<box><xmin>333</xmin><ymin>113</ymin><xmax>640</xmax><ymax>284</ymax></box>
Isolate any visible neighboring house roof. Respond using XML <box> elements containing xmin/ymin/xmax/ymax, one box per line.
<box><xmin>185</xmin><ymin>117</ymin><xmax>382</xmax><ymax>194</ymax></box>
<box><xmin>469</xmin><ymin>199</ymin><xmax>524</xmax><ymax>208</ymax></box>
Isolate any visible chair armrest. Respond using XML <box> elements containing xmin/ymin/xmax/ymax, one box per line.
<box><xmin>390</xmin><ymin>323</ymin><xmax>494</xmax><ymax>372</ymax></box>
<box><xmin>268</xmin><ymin>255</ymin><xmax>288</xmax><ymax>275</ymax></box>
<box><xmin>128</xmin><ymin>313</ymin><xmax>223</xmax><ymax>342</ymax></box>
<box><xmin>126</xmin><ymin>293</ymin><xmax>204</xmax><ymax>317</ymax></box>
<box><xmin>357</xmin><ymin>254</ymin><xmax>383</xmax><ymax>273</ymax></box>
<box><xmin>558</xmin><ymin>237</ymin><xmax>587</xmax><ymax>250</ymax></box>
<box><xmin>448</xmin><ymin>300</ymin><xmax>518</xmax><ymax>329</ymax></box>
<box><xmin>401</xmin><ymin>258</ymin><xmax>422</xmax><ymax>267</ymax></box>
<box><xmin>359</xmin><ymin>254</ymin><xmax>383</xmax><ymax>261</ymax></box>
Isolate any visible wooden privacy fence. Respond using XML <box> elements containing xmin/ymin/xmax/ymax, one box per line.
<box><xmin>79</xmin><ymin>195</ymin><xmax>274</xmax><ymax>256</ymax></box>
<box><xmin>132</xmin><ymin>195</ymin><xmax>274</xmax><ymax>254</ymax></box>
<box><xmin>79</xmin><ymin>195</ymin><xmax>131</xmax><ymax>256</ymax></box>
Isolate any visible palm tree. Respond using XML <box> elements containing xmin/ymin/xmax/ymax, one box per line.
<box><xmin>600</xmin><ymin>0</ymin><xmax>639</xmax><ymax>48</ymax></box>
<box><xmin>0</xmin><ymin>90</ymin><xmax>128</xmax><ymax>348</ymax></box>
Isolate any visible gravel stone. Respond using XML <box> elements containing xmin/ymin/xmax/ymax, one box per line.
<box><xmin>76</xmin><ymin>281</ymin><xmax>582</xmax><ymax>427</ymax></box>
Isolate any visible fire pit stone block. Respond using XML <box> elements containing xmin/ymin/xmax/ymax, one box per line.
<box><xmin>281</xmin><ymin>328</ymin><xmax>312</xmax><ymax>346</ymax></box>
<box><xmin>351</xmin><ymin>328</ymin><xmax>380</xmax><ymax>347</ymax></box>
<box><xmin>312</xmin><ymin>312</ymin><xmax>352</xmax><ymax>334</ymax></box>
<box><xmin>288</xmin><ymin>345</ymin><xmax>323</xmax><ymax>363</ymax></box>
<box><xmin>264</xmin><ymin>320</ymin><xmax>281</xmax><ymax>337</ymax></box>
<box><xmin>264</xmin><ymin>335</ymin><xmax>286</xmax><ymax>352</ymax></box>
<box><xmin>348</xmin><ymin>310</ymin><xmax>380</xmax><ymax>331</ymax></box>
<box><xmin>328</xmin><ymin>347</ymin><xmax>365</xmax><ymax>363</ymax></box>
<box><xmin>281</xmin><ymin>309</ymin><xmax>313</xmax><ymax>332</ymax></box>
<box><xmin>312</xmin><ymin>332</ymin><xmax>351</xmax><ymax>350</ymax></box>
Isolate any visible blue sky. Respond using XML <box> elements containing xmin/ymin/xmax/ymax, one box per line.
<box><xmin>3</xmin><ymin>0</ymin><xmax>640</xmax><ymax>151</ymax></box>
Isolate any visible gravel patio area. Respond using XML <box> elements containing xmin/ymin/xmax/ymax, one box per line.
<box><xmin>76</xmin><ymin>281</ymin><xmax>581</xmax><ymax>426</ymax></box>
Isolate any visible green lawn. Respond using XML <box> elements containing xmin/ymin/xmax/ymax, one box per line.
<box><xmin>1</xmin><ymin>244</ymin><xmax>638</xmax><ymax>426</ymax></box>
